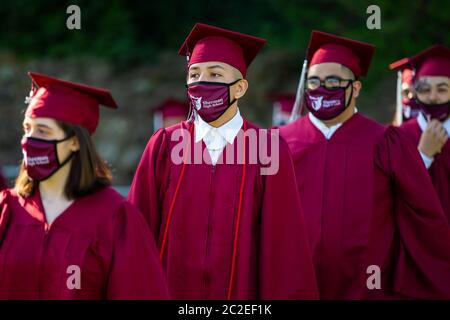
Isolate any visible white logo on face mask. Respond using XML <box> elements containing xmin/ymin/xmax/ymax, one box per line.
<box><xmin>311</xmin><ymin>96</ymin><xmax>323</xmax><ymax>110</ymax></box>
<box><xmin>203</xmin><ymin>98</ymin><xmax>224</xmax><ymax>108</ymax></box>
<box><xmin>26</xmin><ymin>156</ymin><xmax>50</xmax><ymax>167</ymax></box>
<box><xmin>323</xmin><ymin>99</ymin><xmax>341</xmax><ymax>108</ymax></box>
<box><xmin>311</xmin><ymin>96</ymin><xmax>342</xmax><ymax>110</ymax></box>
<box><xmin>190</xmin><ymin>95</ymin><xmax>202</xmax><ymax>110</ymax></box>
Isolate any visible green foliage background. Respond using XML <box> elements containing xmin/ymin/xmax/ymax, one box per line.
<box><xmin>1</xmin><ymin>0</ymin><xmax>449</xmax><ymax>87</ymax></box>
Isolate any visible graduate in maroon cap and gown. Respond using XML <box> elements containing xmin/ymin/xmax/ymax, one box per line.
<box><xmin>390</xmin><ymin>66</ymin><xmax>419</xmax><ymax>126</ymax></box>
<box><xmin>270</xmin><ymin>94</ymin><xmax>296</xmax><ymax>126</ymax></box>
<box><xmin>152</xmin><ymin>98</ymin><xmax>190</xmax><ymax>131</ymax></box>
<box><xmin>0</xmin><ymin>72</ymin><xmax>169</xmax><ymax>299</ymax></box>
<box><xmin>280</xmin><ymin>31</ymin><xmax>450</xmax><ymax>299</ymax></box>
<box><xmin>129</xmin><ymin>23</ymin><xmax>318</xmax><ymax>300</ymax></box>
<box><xmin>395</xmin><ymin>45</ymin><xmax>450</xmax><ymax>223</ymax></box>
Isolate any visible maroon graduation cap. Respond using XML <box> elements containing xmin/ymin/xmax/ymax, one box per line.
<box><xmin>409</xmin><ymin>44</ymin><xmax>450</xmax><ymax>78</ymax></box>
<box><xmin>26</xmin><ymin>71</ymin><xmax>118</xmax><ymax>135</ymax></box>
<box><xmin>178</xmin><ymin>23</ymin><xmax>266</xmax><ymax>77</ymax></box>
<box><xmin>151</xmin><ymin>98</ymin><xmax>190</xmax><ymax>130</ymax></box>
<box><xmin>390</xmin><ymin>45</ymin><xmax>450</xmax><ymax>79</ymax></box>
<box><xmin>306</xmin><ymin>30</ymin><xmax>375</xmax><ymax>77</ymax></box>
<box><xmin>269</xmin><ymin>93</ymin><xmax>296</xmax><ymax>113</ymax></box>
<box><xmin>152</xmin><ymin>98</ymin><xmax>189</xmax><ymax>118</ymax></box>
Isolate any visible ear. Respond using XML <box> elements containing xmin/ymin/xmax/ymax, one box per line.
<box><xmin>70</xmin><ymin>136</ymin><xmax>80</xmax><ymax>152</ymax></box>
<box><xmin>352</xmin><ymin>80</ymin><xmax>362</xmax><ymax>98</ymax></box>
<box><xmin>234</xmin><ymin>79</ymin><xmax>249</xmax><ymax>99</ymax></box>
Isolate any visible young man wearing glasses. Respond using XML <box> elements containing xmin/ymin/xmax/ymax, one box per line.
<box><xmin>279</xmin><ymin>30</ymin><xmax>450</xmax><ymax>299</ymax></box>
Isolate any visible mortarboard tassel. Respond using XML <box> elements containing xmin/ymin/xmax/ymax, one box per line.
<box><xmin>24</xmin><ymin>81</ymin><xmax>37</xmax><ymax>104</ymax></box>
<box><xmin>185</xmin><ymin>46</ymin><xmax>195</xmax><ymax>123</ymax></box>
<box><xmin>393</xmin><ymin>70</ymin><xmax>403</xmax><ymax>126</ymax></box>
<box><xmin>289</xmin><ymin>59</ymin><xmax>308</xmax><ymax>123</ymax></box>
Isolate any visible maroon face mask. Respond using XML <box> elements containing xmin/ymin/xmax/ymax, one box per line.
<box><xmin>413</xmin><ymin>97</ymin><xmax>450</xmax><ymax>121</ymax></box>
<box><xmin>402</xmin><ymin>97</ymin><xmax>412</xmax><ymax>107</ymax></box>
<box><xmin>305</xmin><ymin>83</ymin><xmax>352</xmax><ymax>120</ymax></box>
<box><xmin>400</xmin><ymin>97</ymin><xmax>420</xmax><ymax>120</ymax></box>
<box><xmin>187</xmin><ymin>79</ymin><xmax>240</xmax><ymax>123</ymax></box>
<box><xmin>21</xmin><ymin>135</ymin><xmax>75</xmax><ymax>182</ymax></box>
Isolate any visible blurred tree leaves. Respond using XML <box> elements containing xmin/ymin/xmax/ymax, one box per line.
<box><xmin>0</xmin><ymin>0</ymin><xmax>448</xmax><ymax>76</ymax></box>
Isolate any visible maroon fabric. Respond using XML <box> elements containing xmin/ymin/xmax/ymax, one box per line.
<box><xmin>0</xmin><ymin>171</ymin><xmax>6</xmax><ymax>191</ymax></box>
<box><xmin>400</xmin><ymin>118</ymin><xmax>450</xmax><ymax>224</ymax></box>
<box><xmin>280</xmin><ymin>113</ymin><xmax>450</xmax><ymax>299</ymax></box>
<box><xmin>26</xmin><ymin>72</ymin><xmax>118</xmax><ymax>135</ymax></box>
<box><xmin>270</xmin><ymin>94</ymin><xmax>295</xmax><ymax>113</ymax></box>
<box><xmin>304</xmin><ymin>86</ymin><xmax>347</xmax><ymax>120</ymax></box>
<box><xmin>187</xmin><ymin>81</ymin><xmax>233</xmax><ymax>122</ymax></box>
<box><xmin>389</xmin><ymin>57</ymin><xmax>410</xmax><ymax>72</ymax></box>
<box><xmin>190</xmin><ymin>37</ymin><xmax>247</xmax><ymax>77</ymax></box>
<box><xmin>307</xmin><ymin>30</ymin><xmax>375</xmax><ymax>77</ymax></box>
<box><xmin>128</xmin><ymin>120</ymin><xmax>318</xmax><ymax>299</ymax></box>
<box><xmin>402</xmin><ymin>68</ymin><xmax>413</xmax><ymax>85</ymax></box>
<box><xmin>152</xmin><ymin>99</ymin><xmax>189</xmax><ymax>118</ymax></box>
<box><xmin>389</xmin><ymin>45</ymin><xmax>450</xmax><ymax>78</ymax></box>
<box><xmin>0</xmin><ymin>187</ymin><xmax>169</xmax><ymax>299</ymax></box>
<box><xmin>417</xmin><ymin>56</ymin><xmax>450</xmax><ymax>78</ymax></box>
<box><xmin>21</xmin><ymin>137</ymin><xmax>62</xmax><ymax>181</ymax></box>
<box><xmin>412</xmin><ymin>45</ymin><xmax>450</xmax><ymax>78</ymax></box>
<box><xmin>178</xmin><ymin>23</ymin><xmax>266</xmax><ymax>77</ymax></box>
<box><xmin>418</xmin><ymin>101</ymin><xmax>450</xmax><ymax>121</ymax></box>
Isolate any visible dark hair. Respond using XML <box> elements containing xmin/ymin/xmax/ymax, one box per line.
<box><xmin>15</xmin><ymin>121</ymin><xmax>112</xmax><ymax>199</ymax></box>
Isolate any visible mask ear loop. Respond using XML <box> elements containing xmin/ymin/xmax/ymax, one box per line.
<box><xmin>159</xmin><ymin>122</ymin><xmax>193</xmax><ymax>259</ymax></box>
<box><xmin>344</xmin><ymin>80</ymin><xmax>354</xmax><ymax>108</ymax></box>
<box><xmin>227</xmin><ymin>79</ymin><xmax>242</xmax><ymax>108</ymax></box>
<box><xmin>54</xmin><ymin>132</ymin><xmax>77</xmax><ymax>167</ymax></box>
<box><xmin>227</xmin><ymin>120</ymin><xmax>247</xmax><ymax>300</ymax></box>
<box><xmin>34</xmin><ymin>132</ymin><xmax>78</xmax><ymax>182</ymax></box>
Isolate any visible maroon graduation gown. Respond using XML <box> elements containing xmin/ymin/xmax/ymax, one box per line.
<box><xmin>128</xmin><ymin>119</ymin><xmax>318</xmax><ymax>299</ymax></box>
<box><xmin>400</xmin><ymin>118</ymin><xmax>450</xmax><ymax>223</ymax></box>
<box><xmin>280</xmin><ymin>113</ymin><xmax>450</xmax><ymax>299</ymax></box>
<box><xmin>0</xmin><ymin>187</ymin><xmax>169</xmax><ymax>299</ymax></box>
<box><xmin>0</xmin><ymin>171</ymin><xmax>6</xmax><ymax>191</ymax></box>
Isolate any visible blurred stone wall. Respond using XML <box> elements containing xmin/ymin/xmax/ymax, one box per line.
<box><xmin>0</xmin><ymin>49</ymin><xmax>397</xmax><ymax>186</ymax></box>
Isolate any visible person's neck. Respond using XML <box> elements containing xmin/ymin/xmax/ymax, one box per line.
<box><xmin>208</xmin><ymin>104</ymin><xmax>238</xmax><ymax>128</ymax></box>
<box><xmin>39</xmin><ymin>161</ymin><xmax>72</xmax><ymax>200</ymax></box>
<box><xmin>321</xmin><ymin>104</ymin><xmax>356</xmax><ymax>128</ymax></box>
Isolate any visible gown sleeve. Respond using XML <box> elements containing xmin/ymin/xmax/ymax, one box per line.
<box><xmin>0</xmin><ymin>190</ymin><xmax>11</xmax><ymax>245</ymax></box>
<box><xmin>105</xmin><ymin>201</ymin><xmax>169</xmax><ymax>299</ymax></box>
<box><xmin>128</xmin><ymin>128</ymin><xmax>169</xmax><ymax>241</ymax></box>
<box><xmin>259</xmin><ymin>135</ymin><xmax>319</xmax><ymax>299</ymax></box>
<box><xmin>377</xmin><ymin>125</ymin><xmax>450</xmax><ymax>299</ymax></box>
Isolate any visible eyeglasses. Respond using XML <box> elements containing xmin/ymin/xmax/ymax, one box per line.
<box><xmin>306</xmin><ymin>76</ymin><xmax>353</xmax><ymax>90</ymax></box>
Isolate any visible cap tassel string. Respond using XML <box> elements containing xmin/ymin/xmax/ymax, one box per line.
<box><xmin>289</xmin><ymin>59</ymin><xmax>308</xmax><ymax>123</ymax></box>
